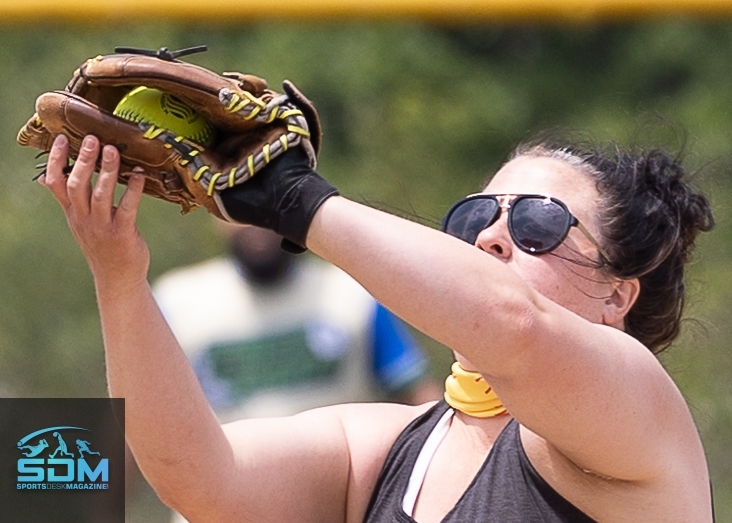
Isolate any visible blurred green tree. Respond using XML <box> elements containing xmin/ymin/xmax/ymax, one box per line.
<box><xmin>0</xmin><ymin>19</ymin><xmax>730</xmax><ymax>519</ymax></box>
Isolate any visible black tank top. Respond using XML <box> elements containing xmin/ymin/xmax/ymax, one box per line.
<box><xmin>364</xmin><ymin>400</ymin><xmax>596</xmax><ymax>523</ymax></box>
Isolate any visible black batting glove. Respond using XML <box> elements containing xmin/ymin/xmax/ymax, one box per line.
<box><xmin>217</xmin><ymin>145</ymin><xmax>339</xmax><ymax>253</ymax></box>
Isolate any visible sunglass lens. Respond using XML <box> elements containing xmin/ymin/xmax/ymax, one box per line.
<box><xmin>443</xmin><ymin>198</ymin><xmax>500</xmax><ymax>245</ymax></box>
<box><xmin>509</xmin><ymin>197</ymin><xmax>571</xmax><ymax>253</ymax></box>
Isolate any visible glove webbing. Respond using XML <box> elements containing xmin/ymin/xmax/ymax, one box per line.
<box><xmin>139</xmin><ymin>92</ymin><xmax>311</xmax><ymax>197</ymax></box>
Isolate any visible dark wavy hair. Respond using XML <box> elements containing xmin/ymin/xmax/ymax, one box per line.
<box><xmin>511</xmin><ymin>138</ymin><xmax>715</xmax><ymax>353</ymax></box>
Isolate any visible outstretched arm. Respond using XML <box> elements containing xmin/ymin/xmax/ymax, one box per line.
<box><xmin>40</xmin><ymin>135</ymin><xmax>394</xmax><ymax>523</ymax></box>
<box><xmin>41</xmin><ymin>134</ymin><xmax>241</xmax><ymax>516</ymax></box>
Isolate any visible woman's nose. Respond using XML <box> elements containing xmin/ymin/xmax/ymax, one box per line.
<box><xmin>474</xmin><ymin>215</ymin><xmax>513</xmax><ymax>261</ymax></box>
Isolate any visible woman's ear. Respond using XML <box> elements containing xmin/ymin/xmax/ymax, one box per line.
<box><xmin>602</xmin><ymin>278</ymin><xmax>640</xmax><ymax>329</ymax></box>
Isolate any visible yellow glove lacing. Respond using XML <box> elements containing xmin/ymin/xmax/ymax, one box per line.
<box><xmin>140</xmin><ymin>89</ymin><xmax>312</xmax><ymax>198</ymax></box>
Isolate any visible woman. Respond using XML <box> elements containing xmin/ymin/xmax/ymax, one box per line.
<box><xmin>41</xmin><ymin>131</ymin><xmax>714</xmax><ymax>522</ymax></box>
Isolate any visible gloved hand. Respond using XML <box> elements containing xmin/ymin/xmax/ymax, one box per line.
<box><xmin>17</xmin><ymin>46</ymin><xmax>323</xmax><ymax>222</ymax></box>
<box><xmin>217</xmin><ymin>143</ymin><xmax>339</xmax><ymax>254</ymax></box>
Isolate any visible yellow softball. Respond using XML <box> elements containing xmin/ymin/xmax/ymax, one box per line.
<box><xmin>113</xmin><ymin>86</ymin><xmax>215</xmax><ymax>148</ymax></box>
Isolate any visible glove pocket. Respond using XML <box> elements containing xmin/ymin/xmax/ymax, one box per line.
<box><xmin>31</xmin><ymin>90</ymin><xmax>202</xmax><ymax>213</ymax></box>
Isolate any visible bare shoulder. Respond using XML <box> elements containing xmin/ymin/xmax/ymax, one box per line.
<box><xmin>328</xmin><ymin>401</ymin><xmax>437</xmax><ymax>522</ymax></box>
<box><xmin>328</xmin><ymin>401</ymin><xmax>437</xmax><ymax>449</ymax></box>
<box><xmin>212</xmin><ymin>402</ymin><xmax>433</xmax><ymax>523</ymax></box>
<box><xmin>518</xmin><ymin>324</ymin><xmax>713</xmax><ymax>522</ymax></box>
<box><xmin>328</xmin><ymin>401</ymin><xmax>437</xmax><ymax>472</ymax></box>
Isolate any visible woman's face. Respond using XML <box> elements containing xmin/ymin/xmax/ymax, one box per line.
<box><xmin>477</xmin><ymin>154</ymin><xmax>614</xmax><ymax>323</ymax></box>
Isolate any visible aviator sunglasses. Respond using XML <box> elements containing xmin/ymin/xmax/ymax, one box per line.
<box><xmin>441</xmin><ymin>194</ymin><xmax>611</xmax><ymax>262</ymax></box>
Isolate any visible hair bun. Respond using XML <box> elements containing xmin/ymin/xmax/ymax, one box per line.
<box><xmin>642</xmin><ymin>150</ymin><xmax>714</xmax><ymax>263</ymax></box>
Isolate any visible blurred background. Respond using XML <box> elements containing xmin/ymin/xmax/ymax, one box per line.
<box><xmin>1</xmin><ymin>1</ymin><xmax>731</xmax><ymax>520</ymax></box>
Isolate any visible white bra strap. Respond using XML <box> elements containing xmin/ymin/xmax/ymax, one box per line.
<box><xmin>402</xmin><ymin>407</ymin><xmax>455</xmax><ymax>516</ymax></box>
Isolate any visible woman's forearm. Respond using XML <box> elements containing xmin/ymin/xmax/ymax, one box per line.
<box><xmin>95</xmin><ymin>276</ymin><xmax>233</xmax><ymax>509</ymax></box>
<box><xmin>307</xmin><ymin>196</ymin><xmax>537</xmax><ymax>367</ymax></box>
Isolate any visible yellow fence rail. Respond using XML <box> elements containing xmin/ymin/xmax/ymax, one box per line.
<box><xmin>3</xmin><ymin>0</ymin><xmax>732</xmax><ymax>23</ymax></box>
